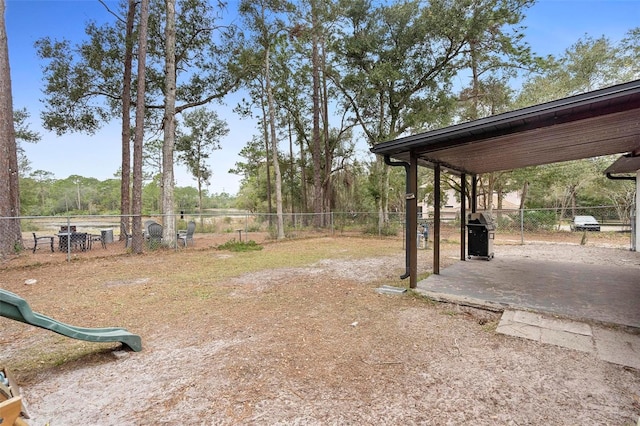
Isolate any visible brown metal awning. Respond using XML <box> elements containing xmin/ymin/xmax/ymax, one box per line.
<box><xmin>371</xmin><ymin>79</ymin><xmax>640</xmax><ymax>175</ymax></box>
<box><xmin>370</xmin><ymin>80</ymin><xmax>640</xmax><ymax>287</ymax></box>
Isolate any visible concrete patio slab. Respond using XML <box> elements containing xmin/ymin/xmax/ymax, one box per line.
<box><xmin>497</xmin><ymin>309</ymin><xmax>640</xmax><ymax>369</ymax></box>
<box><xmin>416</xmin><ymin>255</ymin><xmax>640</xmax><ymax>328</ymax></box>
<box><xmin>416</xmin><ymin>249</ymin><xmax>640</xmax><ymax>368</ymax></box>
<box><xmin>593</xmin><ymin>327</ymin><xmax>640</xmax><ymax>370</ymax></box>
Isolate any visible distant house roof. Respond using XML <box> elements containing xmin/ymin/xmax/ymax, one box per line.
<box><xmin>371</xmin><ymin>80</ymin><xmax>640</xmax><ymax>175</ymax></box>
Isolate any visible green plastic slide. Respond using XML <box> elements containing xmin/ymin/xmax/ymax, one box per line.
<box><xmin>0</xmin><ymin>289</ymin><xmax>141</xmax><ymax>352</ymax></box>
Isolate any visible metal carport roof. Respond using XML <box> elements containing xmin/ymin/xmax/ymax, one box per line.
<box><xmin>370</xmin><ymin>79</ymin><xmax>640</xmax><ymax>288</ymax></box>
<box><xmin>371</xmin><ymin>79</ymin><xmax>640</xmax><ymax>174</ymax></box>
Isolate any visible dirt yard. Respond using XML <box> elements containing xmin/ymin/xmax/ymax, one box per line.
<box><xmin>1</xmin><ymin>234</ymin><xmax>639</xmax><ymax>425</ymax></box>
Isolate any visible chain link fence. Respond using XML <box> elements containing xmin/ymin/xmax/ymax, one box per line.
<box><xmin>487</xmin><ymin>205</ymin><xmax>633</xmax><ymax>240</ymax></box>
<box><xmin>0</xmin><ymin>206</ymin><xmax>633</xmax><ymax>263</ymax></box>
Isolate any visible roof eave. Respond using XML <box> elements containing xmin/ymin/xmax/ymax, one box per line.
<box><xmin>371</xmin><ymin>79</ymin><xmax>640</xmax><ymax>157</ymax></box>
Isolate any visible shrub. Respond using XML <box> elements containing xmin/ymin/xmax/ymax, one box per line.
<box><xmin>362</xmin><ymin>224</ymin><xmax>399</xmax><ymax>236</ymax></box>
<box><xmin>217</xmin><ymin>239</ymin><xmax>263</xmax><ymax>252</ymax></box>
<box><xmin>522</xmin><ymin>210</ymin><xmax>556</xmax><ymax>231</ymax></box>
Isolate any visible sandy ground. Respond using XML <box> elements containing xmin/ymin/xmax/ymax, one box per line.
<box><xmin>1</xmin><ymin>236</ymin><xmax>639</xmax><ymax>425</ymax></box>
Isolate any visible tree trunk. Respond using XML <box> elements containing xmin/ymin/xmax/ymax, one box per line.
<box><xmin>76</xmin><ymin>179</ymin><xmax>81</xmax><ymax>210</ymax></box>
<box><xmin>478</xmin><ymin>177</ymin><xmax>488</xmax><ymax>209</ymax></box>
<box><xmin>383</xmin><ymin>163</ymin><xmax>390</xmax><ymax>224</ymax></box>
<box><xmin>495</xmin><ymin>178</ymin><xmax>504</xmax><ymax>221</ymax></box>
<box><xmin>288</xmin><ymin>117</ymin><xmax>295</xmax><ymax>215</ymax></box>
<box><xmin>162</xmin><ymin>0</ymin><xmax>177</xmax><ymax>246</ymax></box>
<box><xmin>265</xmin><ymin>46</ymin><xmax>285</xmax><ymax>240</ymax></box>
<box><xmin>519</xmin><ymin>181</ymin><xmax>528</xmax><ymax>210</ymax></box>
<box><xmin>0</xmin><ymin>0</ymin><xmax>22</xmax><ymax>255</ymax></box>
<box><xmin>310</xmin><ymin>1</ymin><xmax>323</xmax><ymax>228</ymax></box>
<box><xmin>131</xmin><ymin>0</ymin><xmax>149</xmax><ymax>254</ymax></box>
<box><xmin>469</xmin><ymin>39</ymin><xmax>479</xmax><ymax>121</ymax></box>
<box><xmin>377</xmin><ymin>159</ymin><xmax>387</xmax><ymax>228</ymax></box>
<box><xmin>198</xmin><ymin>176</ymin><xmax>203</xmax><ymax>218</ymax></box>
<box><xmin>299</xmin><ymin>134</ymin><xmax>308</xmax><ymax>214</ymax></box>
<box><xmin>321</xmin><ymin>33</ymin><xmax>332</xmax><ymax>226</ymax></box>
<box><xmin>260</xmin><ymin>91</ymin><xmax>272</xmax><ymax>224</ymax></box>
<box><xmin>120</xmin><ymin>0</ymin><xmax>136</xmax><ymax>240</ymax></box>
<box><xmin>486</xmin><ymin>173</ymin><xmax>496</xmax><ymax>213</ymax></box>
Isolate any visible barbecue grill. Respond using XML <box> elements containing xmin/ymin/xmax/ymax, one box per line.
<box><xmin>466</xmin><ymin>212</ymin><xmax>495</xmax><ymax>260</ymax></box>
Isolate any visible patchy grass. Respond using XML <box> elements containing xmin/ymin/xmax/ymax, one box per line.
<box><xmin>217</xmin><ymin>239</ymin><xmax>263</xmax><ymax>252</ymax></box>
<box><xmin>1</xmin><ymin>236</ymin><xmax>638</xmax><ymax>425</ymax></box>
<box><xmin>1</xmin><ymin>236</ymin><xmax>414</xmax><ymax>377</ymax></box>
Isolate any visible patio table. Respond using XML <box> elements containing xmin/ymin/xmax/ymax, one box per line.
<box><xmin>57</xmin><ymin>232</ymin><xmax>89</xmax><ymax>252</ymax></box>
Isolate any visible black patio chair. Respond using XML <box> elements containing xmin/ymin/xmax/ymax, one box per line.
<box><xmin>70</xmin><ymin>232</ymin><xmax>88</xmax><ymax>251</ymax></box>
<box><xmin>88</xmin><ymin>233</ymin><xmax>106</xmax><ymax>249</ymax></box>
<box><xmin>32</xmin><ymin>232</ymin><xmax>55</xmax><ymax>254</ymax></box>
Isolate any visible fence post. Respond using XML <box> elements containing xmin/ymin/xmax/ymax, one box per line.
<box><xmin>520</xmin><ymin>208</ymin><xmax>524</xmax><ymax>245</ymax></box>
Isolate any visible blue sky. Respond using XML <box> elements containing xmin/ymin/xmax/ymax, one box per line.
<box><xmin>5</xmin><ymin>0</ymin><xmax>640</xmax><ymax>195</ymax></box>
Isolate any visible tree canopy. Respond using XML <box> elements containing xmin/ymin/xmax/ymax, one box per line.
<box><xmin>3</xmin><ymin>0</ymin><xmax>639</xmax><ymax>244</ymax></box>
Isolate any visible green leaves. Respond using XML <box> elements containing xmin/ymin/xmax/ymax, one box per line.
<box><xmin>35</xmin><ymin>0</ymin><xmax>242</xmax><ymax>136</ymax></box>
<box><xmin>35</xmin><ymin>34</ymin><xmax>116</xmax><ymax>135</ymax></box>
<box><xmin>517</xmin><ymin>28</ymin><xmax>639</xmax><ymax>107</ymax></box>
<box><xmin>175</xmin><ymin>107</ymin><xmax>229</xmax><ymax>207</ymax></box>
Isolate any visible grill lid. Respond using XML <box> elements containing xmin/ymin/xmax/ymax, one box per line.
<box><xmin>467</xmin><ymin>212</ymin><xmax>496</xmax><ymax>230</ymax></box>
